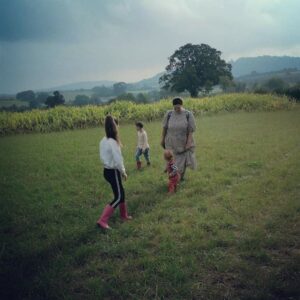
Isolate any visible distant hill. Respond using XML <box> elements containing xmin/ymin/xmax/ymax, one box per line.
<box><xmin>37</xmin><ymin>73</ymin><xmax>164</xmax><ymax>93</ymax></box>
<box><xmin>231</xmin><ymin>56</ymin><xmax>300</xmax><ymax>77</ymax></box>
<box><xmin>236</xmin><ymin>68</ymin><xmax>300</xmax><ymax>87</ymax></box>
<box><xmin>34</xmin><ymin>56</ymin><xmax>300</xmax><ymax>94</ymax></box>
<box><xmin>40</xmin><ymin>80</ymin><xmax>116</xmax><ymax>92</ymax></box>
<box><xmin>128</xmin><ymin>72</ymin><xmax>164</xmax><ymax>90</ymax></box>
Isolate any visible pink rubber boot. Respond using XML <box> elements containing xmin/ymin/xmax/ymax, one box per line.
<box><xmin>97</xmin><ymin>205</ymin><xmax>115</xmax><ymax>229</ymax></box>
<box><xmin>137</xmin><ymin>161</ymin><xmax>142</xmax><ymax>170</ymax></box>
<box><xmin>119</xmin><ymin>202</ymin><xmax>132</xmax><ymax>221</ymax></box>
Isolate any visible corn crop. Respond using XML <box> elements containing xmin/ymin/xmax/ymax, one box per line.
<box><xmin>0</xmin><ymin>93</ymin><xmax>295</xmax><ymax>135</ymax></box>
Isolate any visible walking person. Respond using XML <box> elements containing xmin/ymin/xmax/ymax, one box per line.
<box><xmin>97</xmin><ymin>116</ymin><xmax>132</xmax><ymax>230</ymax></box>
<box><xmin>161</xmin><ymin>97</ymin><xmax>197</xmax><ymax>181</ymax></box>
<box><xmin>135</xmin><ymin>121</ymin><xmax>150</xmax><ymax>169</ymax></box>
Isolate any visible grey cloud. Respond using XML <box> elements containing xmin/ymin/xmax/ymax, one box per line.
<box><xmin>1</xmin><ymin>0</ymin><xmax>300</xmax><ymax>93</ymax></box>
<box><xmin>0</xmin><ymin>0</ymin><xmax>77</xmax><ymax>42</ymax></box>
<box><xmin>0</xmin><ymin>0</ymin><xmax>142</xmax><ymax>42</ymax></box>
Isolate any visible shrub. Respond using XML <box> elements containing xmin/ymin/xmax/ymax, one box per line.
<box><xmin>0</xmin><ymin>93</ymin><xmax>295</xmax><ymax>135</ymax></box>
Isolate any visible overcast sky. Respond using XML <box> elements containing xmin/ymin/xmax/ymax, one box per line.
<box><xmin>0</xmin><ymin>0</ymin><xmax>300</xmax><ymax>93</ymax></box>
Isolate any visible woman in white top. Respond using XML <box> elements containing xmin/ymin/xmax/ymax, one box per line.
<box><xmin>97</xmin><ymin>116</ymin><xmax>132</xmax><ymax>230</ymax></box>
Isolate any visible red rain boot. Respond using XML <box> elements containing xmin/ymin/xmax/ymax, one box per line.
<box><xmin>119</xmin><ymin>202</ymin><xmax>132</xmax><ymax>221</ymax></box>
<box><xmin>97</xmin><ymin>205</ymin><xmax>115</xmax><ymax>229</ymax></box>
<box><xmin>136</xmin><ymin>161</ymin><xmax>142</xmax><ymax>170</ymax></box>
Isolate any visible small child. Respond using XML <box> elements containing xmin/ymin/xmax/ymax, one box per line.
<box><xmin>164</xmin><ymin>149</ymin><xmax>180</xmax><ymax>194</ymax></box>
<box><xmin>135</xmin><ymin>122</ymin><xmax>150</xmax><ymax>169</ymax></box>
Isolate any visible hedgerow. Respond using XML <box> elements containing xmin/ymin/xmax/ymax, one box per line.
<box><xmin>0</xmin><ymin>93</ymin><xmax>295</xmax><ymax>135</ymax></box>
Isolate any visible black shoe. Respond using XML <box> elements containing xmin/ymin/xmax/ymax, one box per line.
<box><xmin>147</xmin><ymin>162</ymin><xmax>151</xmax><ymax>166</ymax></box>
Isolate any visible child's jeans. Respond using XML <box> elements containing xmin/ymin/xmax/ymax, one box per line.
<box><xmin>135</xmin><ymin>147</ymin><xmax>150</xmax><ymax>162</ymax></box>
<box><xmin>168</xmin><ymin>173</ymin><xmax>180</xmax><ymax>193</ymax></box>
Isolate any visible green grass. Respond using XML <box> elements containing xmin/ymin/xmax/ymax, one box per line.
<box><xmin>0</xmin><ymin>110</ymin><xmax>300</xmax><ymax>299</ymax></box>
<box><xmin>0</xmin><ymin>99</ymin><xmax>28</xmax><ymax>108</ymax></box>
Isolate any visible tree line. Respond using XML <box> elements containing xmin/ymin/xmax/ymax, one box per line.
<box><xmin>14</xmin><ymin>90</ymin><xmax>65</xmax><ymax>109</ymax></box>
<box><xmin>2</xmin><ymin>43</ymin><xmax>299</xmax><ymax>112</ymax></box>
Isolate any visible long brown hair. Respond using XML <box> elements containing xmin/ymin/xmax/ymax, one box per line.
<box><xmin>104</xmin><ymin>115</ymin><xmax>120</xmax><ymax>144</ymax></box>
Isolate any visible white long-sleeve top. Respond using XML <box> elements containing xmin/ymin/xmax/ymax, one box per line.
<box><xmin>99</xmin><ymin>137</ymin><xmax>126</xmax><ymax>175</ymax></box>
<box><xmin>137</xmin><ymin>129</ymin><xmax>149</xmax><ymax>150</ymax></box>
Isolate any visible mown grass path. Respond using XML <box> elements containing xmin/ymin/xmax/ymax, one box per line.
<box><xmin>0</xmin><ymin>110</ymin><xmax>299</xmax><ymax>299</ymax></box>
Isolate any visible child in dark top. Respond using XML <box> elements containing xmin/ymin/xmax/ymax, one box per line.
<box><xmin>164</xmin><ymin>149</ymin><xmax>180</xmax><ymax>194</ymax></box>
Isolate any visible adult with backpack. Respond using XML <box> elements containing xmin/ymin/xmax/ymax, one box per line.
<box><xmin>161</xmin><ymin>97</ymin><xmax>197</xmax><ymax>181</ymax></box>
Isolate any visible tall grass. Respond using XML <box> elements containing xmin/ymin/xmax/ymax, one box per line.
<box><xmin>0</xmin><ymin>93</ymin><xmax>295</xmax><ymax>135</ymax></box>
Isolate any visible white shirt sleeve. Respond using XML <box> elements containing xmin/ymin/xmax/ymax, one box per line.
<box><xmin>111</xmin><ymin>140</ymin><xmax>126</xmax><ymax>175</ymax></box>
<box><xmin>142</xmin><ymin>131</ymin><xmax>148</xmax><ymax>150</ymax></box>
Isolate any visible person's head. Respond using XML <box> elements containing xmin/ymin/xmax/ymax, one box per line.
<box><xmin>105</xmin><ymin>115</ymin><xmax>119</xmax><ymax>143</ymax></box>
<box><xmin>172</xmin><ymin>97</ymin><xmax>183</xmax><ymax>113</ymax></box>
<box><xmin>135</xmin><ymin>121</ymin><xmax>143</xmax><ymax>131</ymax></box>
<box><xmin>164</xmin><ymin>149</ymin><xmax>173</xmax><ymax>161</ymax></box>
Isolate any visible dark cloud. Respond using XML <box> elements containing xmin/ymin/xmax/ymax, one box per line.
<box><xmin>0</xmin><ymin>0</ymin><xmax>138</xmax><ymax>42</ymax></box>
<box><xmin>0</xmin><ymin>0</ymin><xmax>300</xmax><ymax>93</ymax></box>
<box><xmin>0</xmin><ymin>0</ymin><xmax>78</xmax><ymax>42</ymax></box>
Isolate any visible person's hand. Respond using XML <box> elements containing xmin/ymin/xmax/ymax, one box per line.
<box><xmin>122</xmin><ymin>173</ymin><xmax>128</xmax><ymax>181</ymax></box>
<box><xmin>185</xmin><ymin>142</ymin><xmax>192</xmax><ymax>150</ymax></box>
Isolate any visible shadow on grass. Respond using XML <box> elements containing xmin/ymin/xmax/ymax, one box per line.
<box><xmin>0</xmin><ymin>225</ymin><xmax>101</xmax><ymax>300</ymax></box>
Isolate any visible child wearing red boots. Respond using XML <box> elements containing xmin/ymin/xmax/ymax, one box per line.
<box><xmin>97</xmin><ymin>115</ymin><xmax>132</xmax><ymax>230</ymax></box>
<box><xmin>135</xmin><ymin>122</ymin><xmax>150</xmax><ymax>169</ymax></box>
<box><xmin>164</xmin><ymin>149</ymin><xmax>180</xmax><ymax>194</ymax></box>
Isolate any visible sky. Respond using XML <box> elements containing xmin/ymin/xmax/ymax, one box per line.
<box><xmin>0</xmin><ymin>0</ymin><xmax>300</xmax><ymax>94</ymax></box>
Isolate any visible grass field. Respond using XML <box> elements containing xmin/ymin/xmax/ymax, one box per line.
<box><xmin>0</xmin><ymin>99</ymin><xmax>28</xmax><ymax>108</ymax></box>
<box><xmin>0</xmin><ymin>110</ymin><xmax>300</xmax><ymax>299</ymax></box>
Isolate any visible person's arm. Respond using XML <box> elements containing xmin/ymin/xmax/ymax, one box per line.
<box><xmin>111</xmin><ymin>140</ymin><xmax>127</xmax><ymax>178</ymax></box>
<box><xmin>185</xmin><ymin>112</ymin><xmax>196</xmax><ymax>149</ymax></box>
<box><xmin>141</xmin><ymin>131</ymin><xmax>147</xmax><ymax>151</ymax></box>
<box><xmin>161</xmin><ymin>128</ymin><xmax>167</xmax><ymax>149</ymax></box>
<box><xmin>185</xmin><ymin>132</ymin><xmax>193</xmax><ymax>149</ymax></box>
<box><xmin>161</xmin><ymin>111</ymin><xmax>170</xmax><ymax>148</ymax></box>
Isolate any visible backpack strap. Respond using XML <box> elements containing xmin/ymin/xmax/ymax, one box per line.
<box><xmin>166</xmin><ymin>111</ymin><xmax>172</xmax><ymax>128</ymax></box>
<box><xmin>185</xmin><ymin>110</ymin><xmax>190</xmax><ymax>122</ymax></box>
<box><xmin>166</xmin><ymin>110</ymin><xmax>190</xmax><ymax>128</ymax></box>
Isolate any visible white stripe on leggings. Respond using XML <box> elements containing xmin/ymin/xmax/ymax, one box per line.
<box><xmin>112</xmin><ymin>169</ymin><xmax>121</xmax><ymax>208</ymax></box>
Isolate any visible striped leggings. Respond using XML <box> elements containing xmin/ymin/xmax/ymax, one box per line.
<box><xmin>104</xmin><ymin>168</ymin><xmax>125</xmax><ymax>208</ymax></box>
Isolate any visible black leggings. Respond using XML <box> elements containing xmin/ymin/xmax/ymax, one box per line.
<box><xmin>104</xmin><ymin>168</ymin><xmax>125</xmax><ymax>208</ymax></box>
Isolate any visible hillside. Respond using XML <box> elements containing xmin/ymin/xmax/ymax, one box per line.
<box><xmin>41</xmin><ymin>80</ymin><xmax>116</xmax><ymax>92</ymax></box>
<box><xmin>231</xmin><ymin>56</ymin><xmax>300</xmax><ymax>77</ymax></box>
<box><xmin>38</xmin><ymin>73</ymin><xmax>164</xmax><ymax>94</ymax></box>
<box><xmin>127</xmin><ymin>72</ymin><xmax>164</xmax><ymax>90</ymax></box>
<box><xmin>33</xmin><ymin>56</ymin><xmax>300</xmax><ymax>94</ymax></box>
<box><xmin>236</xmin><ymin>68</ymin><xmax>300</xmax><ymax>87</ymax></box>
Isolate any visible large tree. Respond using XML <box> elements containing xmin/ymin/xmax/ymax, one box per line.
<box><xmin>16</xmin><ymin>90</ymin><xmax>35</xmax><ymax>101</ymax></box>
<box><xmin>160</xmin><ymin>43</ymin><xmax>232</xmax><ymax>97</ymax></box>
<box><xmin>113</xmin><ymin>82</ymin><xmax>127</xmax><ymax>96</ymax></box>
<box><xmin>45</xmin><ymin>91</ymin><xmax>65</xmax><ymax>108</ymax></box>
